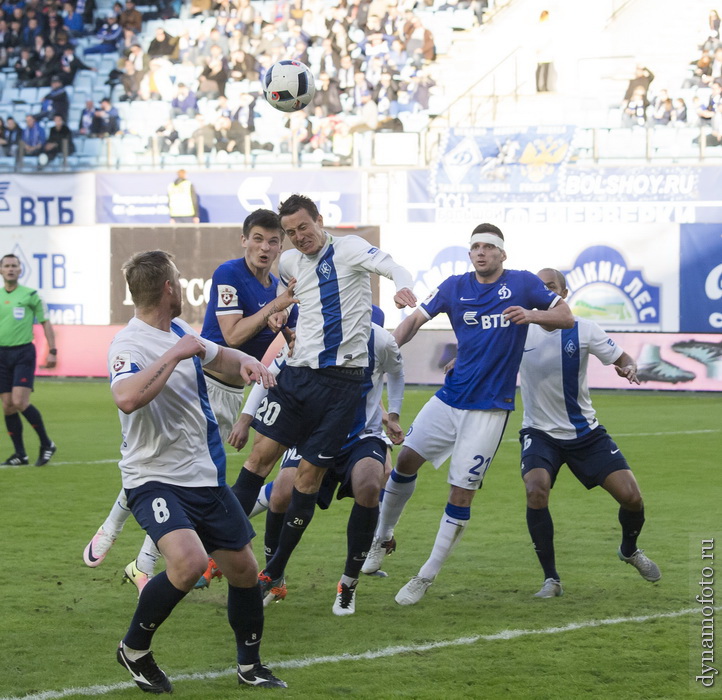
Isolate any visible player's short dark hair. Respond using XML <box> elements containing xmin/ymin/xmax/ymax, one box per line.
<box><xmin>471</xmin><ymin>223</ymin><xmax>504</xmax><ymax>240</ymax></box>
<box><xmin>1</xmin><ymin>254</ymin><xmax>19</xmax><ymax>264</ymax></box>
<box><xmin>122</xmin><ymin>250</ymin><xmax>176</xmax><ymax>309</ymax></box>
<box><xmin>278</xmin><ymin>194</ymin><xmax>319</xmax><ymax>221</ymax></box>
<box><xmin>243</xmin><ymin>208</ymin><xmax>283</xmax><ymax>238</ymax></box>
<box><xmin>538</xmin><ymin>267</ymin><xmax>567</xmax><ymax>291</ymax></box>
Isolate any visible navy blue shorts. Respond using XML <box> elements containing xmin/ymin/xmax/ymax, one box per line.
<box><xmin>0</xmin><ymin>343</ymin><xmax>36</xmax><ymax>393</ymax></box>
<box><xmin>279</xmin><ymin>436</ymin><xmax>388</xmax><ymax>509</ymax></box>
<box><xmin>126</xmin><ymin>482</ymin><xmax>255</xmax><ymax>552</ymax></box>
<box><xmin>252</xmin><ymin>365</ymin><xmax>364</xmax><ymax>468</ymax></box>
<box><xmin>519</xmin><ymin>426</ymin><xmax>630</xmax><ymax>490</ymax></box>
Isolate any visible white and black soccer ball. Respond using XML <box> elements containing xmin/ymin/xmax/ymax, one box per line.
<box><xmin>263</xmin><ymin>60</ymin><xmax>316</xmax><ymax>113</ymax></box>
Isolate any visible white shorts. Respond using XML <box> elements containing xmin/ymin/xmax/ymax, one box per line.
<box><xmin>404</xmin><ymin>395</ymin><xmax>510</xmax><ymax>490</ymax></box>
<box><xmin>205</xmin><ymin>375</ymin><xmax>245</xmax><ymax>443</ymax></box>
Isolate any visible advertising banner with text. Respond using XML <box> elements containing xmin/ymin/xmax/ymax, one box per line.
<box><xmin>4</xmin><ymin>226</ymin><xmax>110</xmax><ymax>325</ymax></box>
<box><xmin>408</xmin><ymin>161</ymin><xmax>722</xmax><ymax>224</ymax></box>
<box><xmin>0</xmin><ymin>173</ymin><xmax>96</xmax><ymax>227</ymax></box>
<box><xmin>96</xmin><ymin>171</ymin><xmax>363</xmax><ymax>226</ymax></box>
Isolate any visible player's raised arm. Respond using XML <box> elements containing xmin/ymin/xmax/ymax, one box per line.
<box><xmin>503</xmin><ymin>298</ymin><xmax>574</xmax><ymax>329</ymax></box>
<box><xmin>112</xmin><ymin>335</ymin><xmax>206</xmax><ymax>414</ymax></box>
<box><xmin>206</xmin><ymin>346</ymin><xmax>276</xmax><ymax>389</ymax></box>
<box><xmin>392</xmin><ymin>308</ymin><xmax>429</xmax><ymax>348</ymax></box>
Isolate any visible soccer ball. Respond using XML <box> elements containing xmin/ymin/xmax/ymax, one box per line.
<box><xmin>263</xmin><ymin>60</ymin><xmax>316</xmax><ymax>113</ymax></box>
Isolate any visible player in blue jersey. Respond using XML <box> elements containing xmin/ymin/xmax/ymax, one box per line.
<box><xmin>230</xmin><ymin>194</ymin><xmax>417</xmax><ymax>602</ymax></box>
<box><xmin>109</xmin><ymin>250</ymin><xmax>286</xmax><ymax>692</ymax></box>
<box><xmin>84</xmin><ymin>209</ymin><xmax>298</xmax><ymax>594</ymax></box>
<box><xmin>519</xmin><ymin>268</ymin><xmax>660</xmax><ymax>598</ymax></box>
<box><xmin>362</xmin><ymin>223</ymin><xmax>574</xmax><ymax>606</ymax></box>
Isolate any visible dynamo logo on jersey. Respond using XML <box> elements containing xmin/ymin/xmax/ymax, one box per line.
<box><xmin>563</xmin><ymin>245</ymin><xmax>660</xmax><ymax>327</ymax></box>
<box><xmin>498</xmin><ymin>284</ymin><xmax>511</xmax><ymax>300</ymax></box>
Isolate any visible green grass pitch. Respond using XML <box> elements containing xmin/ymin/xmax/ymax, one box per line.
<box><xmin>0</xmin><ymin>380</ymin><xmax>718</xmax><ymax>699</ymax></box>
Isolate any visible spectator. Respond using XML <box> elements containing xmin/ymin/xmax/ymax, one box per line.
<box><xmin>76</xmin><ymin>0</ymin><xmax>97</xmax><ymax>26</ymax></box>
<box><xmin>186</xmin><ymin>116</ymin><xmax>215</xmax><ymax>153</ymax></box>
<box><xmin>20</xmin><ymin>114</ymin><xmax>46</xmax><ymax>157</ymax></box>
<box><xmin>697</xmin><ymin>79</ymin><xmax>722</xmax><ymax>123</ymax></box>
<box><xmin>29</xmin><ymin>45</ymin><xmax>62</xmax><ymax>88</ymax></box>
<box><xmin>313</xmin><ymin>72</ymin><xmax>343</xmax><ymax>115</ymax></box>
<box><xmin>147</xmin><ymin>27</ymin><xmax>178</xmax><ymax>61</ymax></box>
<box><xmin>118</xmin><ymin>58</ymin><xmax>141</xmax><ymax>100</ymax></box>
<box><xmin>43</xmin><ymin>114</ymin><xmax>75</xmax><ymax>162</ymax></box>
<box><xmin>703</xmin><ymin>45</ymin><xmax>722</xmax><ymax>84</ymax></box>
<box><xmin>171</xmin><ymin>82</ymin><xmax>199</xmax><ymax>117</ymax></box>
<box><xmin>534</xmin><ymin>9</ymin><xmax>554</xmax><ymax>92</ymax></box>
<box><xmin>14</xmin><ymin>47</ymin><xmax>38</xmax><ymax>86</ymax></box>
<box><xmin>387</xmin><ymin>38</ymin><xmax>408</xmax><ymax>71</ymax></box>
<box><xmin>228</xmin><ymin>48</ymin><xmax>259</xmax><ymax>82</ymax></box>
<box><xmin>622</xmin><ymin>84</ymin><xmax>649</xmax><ymax>127</ymax></box>
<box><xmin>78</xmin><ymin>99</ymin><xmax>96</xmax><ymax>134</ymax></box>
<box><xmin>651</xmin><ymin>89</ymin><xmax>673</xmax><ymax>126</ymax></box>
<box><xmin>684</xmin><ymin>49</ymin><xmax>712</xmax><ymax>88</ymax></box>
<box><xmin>59</xmin><ymin>46</ymin><xmax>95</xmax><ymax>85</ymax></box>
<box><xmin>672</xmin><ymin>97</ymin><xmax>688</xmax><ymax>124</ymax></box>
<box><xmin>403</xmin><ymin>14</ymin><xmax>435</xmax><ymax>63</ymax></box>
<box><xmin>213</xmin><ymin>115</ymin><xmax>249</xmax><ymax>153</ymax></box>
<box><xmin>3</xmin><ymin>116</ymin><xmax>21</xmax><ymax>156</ymax></box>
<box><xmin>316</xmin><ymin>37</ymin><xmax>341</xmax><ymax>77</ymax></box>
<box><xmin>621</xmin><ymin>65</ymin><xmax>654</xmax><ymax>109</ymax></box>
<box><xmin>37</xmin><ymin>75</ymin><xmax>70</xmax><ymax>121</ymax></box>
<box><xmin>337</xmin><ymin>54</ymin><xmax>356</xmax><ymax>95</ymax></box>
<box><xmin>62</xmin><ymin>1</ymin><xmax>85</xmax><ymax>36</ymax></box>
<box><xmin>84</xmin><ymin>14</ymin><xmax>122</xmax><ymax>55</ymax></box>
<box><xmin>0</xmin><ymin>117</ymin><xmax>8</xmax><ymax>155</ymax></box>
<box><xmin>138</xmin><ymin>57</ymin><xmax>174</xmax><ymax>100</ymax></box>
<box><xmin>127</xmin><ymin>42</ymin><xmax>147</xmax><ymax>71</ymax></box>
<box><xmin>198</xmin><ymin>45</ymin><xmax>229</xmax><ymax>98</ymax></box>
<box><xmin>119</xmin><ymin>0</ymin><xmax>143</xmax><ymax>46</ymax></box>
<box><xmin>233</xmin><ymin>93</ymin><xmax>256</xmax><ymax>135</ymax></box>
<box><xmin>91</xmin><ymin>97</ymin><xmax>120</xmax><ymax>135</ymax></box>
<box><xmin>20</xmin><ymin>16</ymin><xmax>42</xmax><ymax>47</ymax></box>
<box><xmin>372</xmin><ymin>70</ymin><xmax>399</xmax><ymax>118</ymax></box>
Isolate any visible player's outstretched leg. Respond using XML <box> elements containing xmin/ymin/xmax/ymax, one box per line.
<box><xmin>84</xmin><ymin>488</ymin><xmax>132</xmax><ymax>567</ymax></box>
<box><xmin>362</xmin><ymin>468</ymin><xmax>417</xmax><ymax>575</ymax></box>
<box><xmin>396</xmin><ymin>501</ymin><xmax>470</xmax><ymax>606</ymax></box>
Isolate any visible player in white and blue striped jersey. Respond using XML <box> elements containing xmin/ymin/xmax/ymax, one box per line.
<box><xmin>230</xmin><ymin>194</ymin><xmax>416</xmax><ymax>601</ymax></box>
<box><xmin>362</xmin><ymin>224</ymin><xmax>575</xmax><ymax>606</ymax></box>
<box><xmin>108</xmin><ymin>251</ymin><xmax>285</xmax><ymax>692</ymax></box>
<box><xmin>519</xmin><ymin>268</ymin><xmax>660</xmax><ymax>599</ymax></box>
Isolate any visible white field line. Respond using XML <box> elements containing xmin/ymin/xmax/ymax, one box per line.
<box><xmin>0</xmin><ymin>428</ymin><xmax>718</xmax><ymax>471</ymax></box>
<box><xmin>0</xmin><ymin>606</ymin><xmax>707</xmax><ymax>700</ymax></box>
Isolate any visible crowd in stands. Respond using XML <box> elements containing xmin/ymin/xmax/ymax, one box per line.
<box><xmin>0</xmin><ymin>0</ymin><xmax>490</xmax><ymax>168</ymax></box>
<box><xmin>618</xmin><ymin>9</ymin><xmax>722</xmax><ymax>149</ymax></box>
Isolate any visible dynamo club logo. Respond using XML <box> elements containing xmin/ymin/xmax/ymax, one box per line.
<box><xmin>563</xmin><ymin>246</ymin><xmax>660</xmax><ymax>327</ymax></box>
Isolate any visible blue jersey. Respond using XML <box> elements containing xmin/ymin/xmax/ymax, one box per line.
<box><xmin>421</xmin><ymin>269</ymin><xmax>559</xmax><ymax>411</ymax></box>
<box><xmin>201</xmin><ymin>258</ymin><xmax>297</xmax><ymax>360</ymax></box>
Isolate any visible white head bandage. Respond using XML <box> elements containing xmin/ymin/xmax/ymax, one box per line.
<box><xmin>470</xmin><ymin>232</ymin><xmax>505</xmax><ymax>250</ymax></box>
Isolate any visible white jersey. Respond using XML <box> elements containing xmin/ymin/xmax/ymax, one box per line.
<box><xmin>278</xmin><ymin>233</ymin><xmax>413</xmax><ymax>369</ymax></box>
<box><xmin>351</xmin><ymin>324</ymin><xmax>404</xmax><ymax>442</ymax></box>
<box><xmin>520</xmin><ymin>318</ymin><xmax>623</xmax><ymax>440</ymax></box>
<box><xmin>108</xmin><ymin>317</ymin><xmax>225</xmax><ymax>489</ymax></box>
